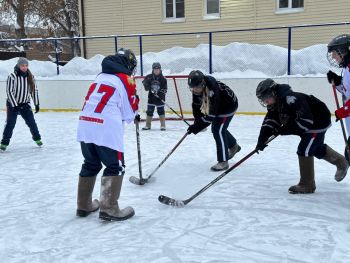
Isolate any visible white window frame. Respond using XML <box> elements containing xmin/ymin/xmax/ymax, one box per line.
<box><xmin>162</xmin><ymin>0</ymin><xmax>185</xmax><ymax>23</ymax></box>
<box><xmin>276</xmin><ymin>0</ymin><xmax>304</xmax><ymax>14</ymax></box>
<box><xmin>203</xmin><ymin>0</ymin><xmax>220</xmax><ymax>20</ymax></box>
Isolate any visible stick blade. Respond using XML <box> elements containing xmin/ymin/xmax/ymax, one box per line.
<box><xmin>129</xmin><ymin>176</ymin><xmax>147</xmax><ymax>185</ymax></box>
<box><xmin>158</xmin><ymin>195</ymin><xmax>185</xmax><ymax>207</ymax></box>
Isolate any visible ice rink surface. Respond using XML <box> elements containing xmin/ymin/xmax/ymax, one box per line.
<box><xmin>0</xmin><ymin>112</ymin><xmax>350</xmax><ymax>263</ymax></box>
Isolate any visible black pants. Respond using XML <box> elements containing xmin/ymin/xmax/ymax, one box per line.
<box><xmin>211</xmin><ymin>115</ymin><xmax>237</xmax><ymax>162</ymax></box>
<box><xmin>297</xmin><ymin>132</ymin><xmax>327</xmax><ymax>159</ymax></box>
<box><xmin>79</xmin><ymin>142</ymin><xmax>125</xmax><ymax>177</ymax></box>
<box><xmin>146</xmin><ymin>104</ymin><xmax>165</xmax><ymax>117</ymax></box>
<box><xmin>1</xmin><ymin>101</ymin><xmax>41</xmax><ymax>145</ymax></box>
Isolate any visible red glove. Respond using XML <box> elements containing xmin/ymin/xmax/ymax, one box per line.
<box><xmin>335</xmin><ymin>100</ymin><xmax>350</xmax><ymax>121</ymax></box>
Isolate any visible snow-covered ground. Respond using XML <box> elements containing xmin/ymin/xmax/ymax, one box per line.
<box><xmin>0</xmin><ymin>112</ymin><xmax>350</xmax><ymax>262</ymax></box>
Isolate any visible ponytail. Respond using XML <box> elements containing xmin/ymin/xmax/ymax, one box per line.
<box><xmin>200</xmin><ymin>87</ymin><xmax>210</xmax><ymax>115</ymax></box>
<box><xmin>27</xmin><ymin>69</ymin><xmax>35</xmax><ymax>94</ymax></box>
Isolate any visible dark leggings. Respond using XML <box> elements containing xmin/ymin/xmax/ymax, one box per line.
<box><xmin>146</xmin><ymin>104</ymin><xmax>165</xmax><ymax>117</ymax></box>
<box><xmin>1</xmin><ymin>101</ymin><xmax>41</xmax><ymax>145</ymax></box>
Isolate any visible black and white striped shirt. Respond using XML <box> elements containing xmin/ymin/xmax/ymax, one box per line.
<box><xmin>6</xmin><ymin>72</ymin><xmax>39</xmax><ymax>107</ymax></box>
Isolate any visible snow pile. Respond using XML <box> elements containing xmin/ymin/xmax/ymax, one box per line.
<box><xmin>0</xmin><ymin>42</ymin><xmax>332</xmax><ymax>80</ymax></box>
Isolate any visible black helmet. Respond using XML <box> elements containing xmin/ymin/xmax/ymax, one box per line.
<box><xmin>117</xmin><ymin>48</ymin><xmax>137</xmax><ymax>75</ymax></box>
<box><xmin>188</xmin><ymin>70</ymin><xmax>205</xmax><ymax>88</ymax></box>
<box><xmin>152</xmin><ymin>62</ymin><xmax>161</xmax><ymax>69</ymax></box>
<box><xmin>256</xmin><ymin>78</ymin><xmax>278</xmax><ymax>106</ymax></box>
<box><xmin>327</xmin><ymin>34</ymin><xmax>350</xmax><ymax>67</ymax></box>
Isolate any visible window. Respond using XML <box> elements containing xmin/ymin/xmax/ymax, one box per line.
<box><xmin>204</xmin><ymin>0</ymin><xmax>220</xmax><ymax>19</ymax></box>
<box><xmin>277</xmin><ymin>0</ymin><xmax>304</xmax><ymax>10</ymax></box>
<box><xmin>164</xmin><ymin>0</ymin><xmax>185</xmax><ymax>21</ymax></box>
<box><xmin>277</xmin><ymin>0</ymin><xmax>304</xmax><ymax>12</ymax></box>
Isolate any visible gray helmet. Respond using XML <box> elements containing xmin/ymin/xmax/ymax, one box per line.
<box><xmin>152</xmin><ymin>62</ymin><xmax>161</xmax><ymax>69</ymax></box>
<box><xmin>327</xmin><ymin>34</ymin><xmax>350</xmax><ymax>67</ymax></box>
<box><xmin>188</xmin><ymin>70</ymin><xmax>205</xmax><ymax>88</ymax></box>
<box><xmin>256</xmin><ymin>78</ymin><xmax>278</xmax><ymax>106</ymax></box>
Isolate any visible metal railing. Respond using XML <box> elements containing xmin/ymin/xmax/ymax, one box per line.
<box><xmin>0</xmin><ymin>22</ymin><xmax>349</xmax><ymax>76</ymax></box>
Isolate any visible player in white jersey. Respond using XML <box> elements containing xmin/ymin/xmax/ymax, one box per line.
<box><xmin>76</xmin><ymin>48</ymin><xmax>139</xmax><ymax>221</ymax></box>
<box><xmin>326</xmin><ymin>34</ymin><xmax>350</xmax><ymax>162</ymax></box>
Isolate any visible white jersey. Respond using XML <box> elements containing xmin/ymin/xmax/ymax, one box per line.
<box><xmin>336</xmin><ymin>66</ymin><xmax>350</xmax><ymax>134</ymax></box>
<box><xmin>77</xmin><ymin>73</ymin><xmax>135</xmax><ymax>152</ymax></box>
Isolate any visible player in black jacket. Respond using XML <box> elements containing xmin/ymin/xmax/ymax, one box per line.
<box><xmin>255</xmin><ymin>78</ymin><xmax>349</xmax><ymax>194</ymax></box>
<box><xmin>187</xmin><ymin>70</ymin><xmax>241</xmax><ymax>171</ymax></box>
<box><xmin>142</xmin><ymin>62</ymin><xmax>167</xmax><ymax>131</ymax></box>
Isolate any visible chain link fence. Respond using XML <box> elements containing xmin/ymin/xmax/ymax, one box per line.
<box><xmin>0</xmin><ymin>22</ymin><xmax>349</xmax><ymax>77</ymax></box>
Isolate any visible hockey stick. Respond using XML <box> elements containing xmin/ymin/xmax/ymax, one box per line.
<box><xmin>131</xmin><ymin>119</ymin><xmax>145</xmax><ymax>184</ymax></box>
<box><xmin>129</xmin><ymin>132</ymin><xmax>189</xmax><ymax>185</ymax></box>
<box><xmin>151</xmin><ymin>90</ymin><xmax>191</xmax><ymax>126</ymax></box>
<box><xmin>158</xmin><ymin>135</ymin><xmax>278</xmax><ymax>207</ymax></box>
<box><xmin>332</xmin><ymin>84</ymin><xmax>350</xmax><ymax>156</ymax></box>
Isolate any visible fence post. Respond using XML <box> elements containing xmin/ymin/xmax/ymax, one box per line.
<box><xmin>54</xmin><ymin>39</ymin><xmax>60</xmax><ymax>75</ymax></box>
<box><xmin>287</xmin><ymin>27</ymin><xmax>292</xmax><ymax>75</ymax></box>
<box><xmin>209</xmin><ymin>32</ymin><xmax>213</xmax><ymax>74</ymax></box>
<box><xmin>139</xmin><ymin>35</ymin><xmax>143</xmax><ymax>76</ymax></box>
<box><xmin>114</xmin><ymin>36</ymin><xmax>118</xmax><ymax>53</ymax></box>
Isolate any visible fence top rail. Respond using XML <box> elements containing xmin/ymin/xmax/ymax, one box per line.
<box><xmin>0</xmin><ymin>21</ymin><xmax>349</xmax><ymax>43</ymax></box>
<box><xmin>134</xmin><ymin>75</ymin><xmax>189</xmax><ymax>79</ymax></box>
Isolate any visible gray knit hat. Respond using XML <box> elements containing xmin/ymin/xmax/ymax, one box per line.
<box><xmin>17</xmin><ymin>57</ymin><xmax>29</xmax><ymax>66</ymax></box>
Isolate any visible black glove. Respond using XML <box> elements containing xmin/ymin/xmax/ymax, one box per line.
<box><xmin>327</xmin><ymin>70</ymin><xmax>342</xmax><ymax>86</ymax></box>
<box><xmin>187</xmin><ymin>124</ymin><xmax>201</xmax><ymax>135</ymax></box>
<box><xmin>255</xmin><ymin>142</ymin><xmax>268</xmax><ymax>152</ymax></box>
<box><xmin>256</xmin><ymin>126</ymin><xmax>274</xmax><ymax>152</ymax></box>
<box><xmin>134</xmin><ymin>114</ymin><xmax>141</xmax><ymax>122</ymax></box>
<box><xmin>35</xmin><ymin>105</ymin><xmax>40</xmax><ymax>114</ymax></box>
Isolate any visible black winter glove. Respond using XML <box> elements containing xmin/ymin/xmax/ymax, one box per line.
<box><xmin>255</xmin><ymin>142</ymin><xmax>268</xmax><ymax>152</ymax></box>
<box><xmin>327</xmin><ymin>70</ymin><xmax>342</xmax><ymax>86</ymax></box>
<box><xmin>256</xmin><ymin>126</ymin><xmax>276</xmax><ymax>152</ymax></box>
<box><xmin>35</xmin><ymin>105</ymin><xmax>40</xmax><ymax>114</ymax></box>
<box><xmin>187</xmin><ymin>124</ymin><xmax>201</xmax><ymax>135</ymax></box>
<box><xmin>134</xmin><ymin>114</ymin><xmax>141</xmax><ymax>122</ymax></box>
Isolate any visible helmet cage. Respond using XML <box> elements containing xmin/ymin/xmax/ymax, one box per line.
<box><xmin>117</xmin><ymin>48</ymin><xmax>137</xmax><ymax>75</ymax></box>
<box><xmin>327</xmin><ymin>35</ymin><xmax>350</xmax><ymax>68</ymax></box>
<box><xmin>256</xmin><ymin>79</ymin><xmax>277</xmax><ymax>107</ymax></box>
<box><xmin>188</xmin><ymin>70</ymin><xmax>205</xmax><ymax>90</ymax></box>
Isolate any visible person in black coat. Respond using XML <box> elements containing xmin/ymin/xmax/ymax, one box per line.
<box><xmin>142</xmin><ymin>62</ymin><xmax>167</xmax><ymax>131</ymax></box>
<box><xmin>187</xmin><ymin>70</ymin><xmax>241</xmax><ymax>171</ymax></box>
<box><xmin>255</xmin><ymin>78</ymin><xmax>349</xmax><ymax>194</ymax></box>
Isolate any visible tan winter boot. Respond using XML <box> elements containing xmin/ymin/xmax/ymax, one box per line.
<box><xmin>160</xmin><ymin>116</ymin><xmax>166</xmax><ymax>131</ymax></box>
<box><xmin>210</xmin><ymin>161</ymin><xmax>229</xmax><ymax>171</ymax></box>
<box><xmin>99</xmin><ymin>176</ymin><xmax>135</xmax><ymax>221</ymax></box>
<box><xmin>322</xmin><ymin>145</ymin><xmax>349</xmax><ymax>182</ymax></box>
<box><xmin>142</xmin><ymin>116</ymin><xmax>152</xmax><ymax>130</ymax></box>
<box><xmin>288</xmin><ymin>156</ymin><xmax>316</xmax><ymax>194</ymax></box>
<box><xmin>76</xmin><ymin>176</ymin><xmax>100</xmax><ymax>217</ymax></box>
<box><xmin>228</xmin><ymin>144</ymin><xmax>241</xmax><ymax>160</ymax></box>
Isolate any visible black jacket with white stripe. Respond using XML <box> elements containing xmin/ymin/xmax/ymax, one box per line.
<box><xmin>257</xmin><ymin>84</ymin><xmax>331</xmax><ymax>145</ymax></box>
<box><xmin>191</xmin><ymin>75</ymin><xmax>238</xmax><ymax>132</ymax></box>
<box><xmin>6</xmin><ymin>67</ymin><xmax>39</xmax><ymax>108</ymax></box>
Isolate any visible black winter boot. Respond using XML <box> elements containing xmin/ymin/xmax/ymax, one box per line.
<box><xmin>322</xmin><ymin>145</ymin><xmax>349</xmax><ymax>182</ymax></box>
<box><xmin>288</xmin><ymin>156</ymin><xmax>316</xmax><ymax>194</ymax></box>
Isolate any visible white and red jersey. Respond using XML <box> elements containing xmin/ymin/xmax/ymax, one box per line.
<box><xmin>335</xmin><ymin>65</ymin><xmax>350</xmax><ymax>132</ymax></box>
<box><xmin>77</xmin><ymin>73</ymin><xmax>138</xmax><ymax>152</ymax></box>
